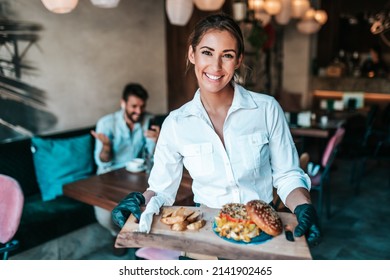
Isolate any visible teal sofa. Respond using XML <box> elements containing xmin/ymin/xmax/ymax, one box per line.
<box><xmin>0</xmin><ymin>127</ymin><xmax>97</xmax><ymax>256</ymax></box>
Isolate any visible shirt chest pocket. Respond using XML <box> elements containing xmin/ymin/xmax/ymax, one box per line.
<box><xmin>182</xmin><ymin>143</ymin><xmax>214</xmax><ymax>177</ymax></box>
<box><xmin>238</xmin><ymin>133</ymin><xmax>269</xmax><ymax>170</ymax></box>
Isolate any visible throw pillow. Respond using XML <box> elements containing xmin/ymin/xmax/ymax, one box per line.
<box><xmin>31</xmin><ymin>134</ymin><xmax>94</xmax><ymax>201</ymax></box>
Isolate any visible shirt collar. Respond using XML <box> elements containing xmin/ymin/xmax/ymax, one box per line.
<box><xmin>181</xmin><ymin>84</ymin><xmax>258</xmax><ymax>118</ymax></box>
<box><xmin>231</xmin><ymin>84</ymin><xmax>258</xmax><ymax>111</ymax></box>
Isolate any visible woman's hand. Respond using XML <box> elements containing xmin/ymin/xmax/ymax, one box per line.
<box><xmin>294</xmin><ymin>203</ymin><xmax>321</xmax><ymax>247</ymax></box>
<box><xmin>111</xmin><ymin>192</ymin><xmax>145</xmax><ymax>228</ymax></box>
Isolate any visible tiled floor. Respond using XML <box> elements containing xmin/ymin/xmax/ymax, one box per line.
<box><xmin>10</xmin><ymin>157</ymin><xmax>390</xmax><ymax>260</ymax></box>
<box><xmin>310</xmin><ymin>157</ymin><xmax>390</xmax><ymax>260</ymax></box>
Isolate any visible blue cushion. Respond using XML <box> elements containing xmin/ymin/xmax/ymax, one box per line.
<box><xmin>31</xmin><ymin>134</ymin><xmax>94</xmax><ymax>201</ymax></box>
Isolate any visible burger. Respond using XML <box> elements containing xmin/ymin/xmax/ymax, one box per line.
<box><xmin>214</xmin><ymin>200</ymin><xmax>283</xmax><ymax>243</ymax></box>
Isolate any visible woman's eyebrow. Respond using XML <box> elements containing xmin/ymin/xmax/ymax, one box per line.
<box><xmin>199</xmin><ymin>46</ymin><xmax>214</xmax><ymax>51</ymax></box>
<box><xmin>199</xmin><ymin>46</ymin><xmax>236</xmax><ymax>53</ymax></box>
<box><xmin>223</xmin><ymin>49</ymin><xmax>237</xmax><ymax>53</ymax></box>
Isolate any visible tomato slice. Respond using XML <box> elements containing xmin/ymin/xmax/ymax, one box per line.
<box><xmin>220</xmin><ymin>212</ymin><xmax>255</xmax><ymax>224</ymax></box>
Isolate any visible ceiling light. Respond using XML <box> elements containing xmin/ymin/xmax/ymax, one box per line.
<box><xmin>291</xmin><ymin>0</ymin><xmax>310</xmax><ymax>19</ymax></box>
<box><xmin>314</xmin><ymin>10</ymin><xmax>328</xmax><ymax>25</ymax></box>
<box><xmin>166</xmin><ymin>0</ymin><xmax>193</xmax><ymax>26</ymax></box>
<box><xmin>193</xmin><ymin>0</ymin><xmax>225</xmax><ymax>11</ymax></box>
<box><xmin>248</xmin><ymin>0</ymin><xmax>264</xmax><ymax>11</ymax></box>
<box><xmin>90</xmin><ymin>0</ymin><xmax>120</xmax><ymax>8</ymax></box>
<box><xmin>275</xmin><ymin>0</ymin><xmax>291</xmax><ymax>25</ymax></box>
<box><xmin>263</xmin><ymin>0</ymin><xmax>281</xmax><ymax>16</ymax></box>
<box><xmin>41</xmin><ymin>0</ymin><xmax>79</xmax><ymax>14</ymax></box>
<box><xmin>297</xmin><ymin>19</ymin><xmax>321</xmax><ymax>34</ymax></box>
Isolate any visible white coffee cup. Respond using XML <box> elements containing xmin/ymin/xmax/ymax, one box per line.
<box><xmin>320</xmin><ymin>115</ymin><xmax>328</xmax><ymax>126</ymax></box>
<box><xmin>126</xmin><ymin>158</ymin><xmax>145</xmax><ymax>172</ymax></box>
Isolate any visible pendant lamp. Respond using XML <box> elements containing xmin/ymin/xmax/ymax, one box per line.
<box><xmin>263</xmin><ymin>0</ymin><xmax>281</xmax><ymax>16</ymax></box>
<box><xmin>166</xmin><ymin>0</ymin><xmax>193</xmax><ymax>26</ymax></box>
<box><xmin>193</xmin><ymin>0</ymin><xmax>225</xmax><ymax>11</ymax></box>
<box><xmin>233</xmin><ymin>2</ymin><xmax>247</xmax><ymax>22</ymax></box>
<box><xmin>275</xmin><ymin>0</ymin><xmax>291</xmax><ymax>25</ymax></box>
<box><xmin>302</xmin><ymin>8</ymin><xmax>316</xmax><ymax>20</ymax></box>
<box><xmin>314</xmin><ymin>10</ymin><xmax>328</xmax><ymax>25</ymax></box>
<box><xmin>90</xmin><ymin>0</ymin><xmax>120</xmax><ymax>8</ymax></box>
<box><xmin>41</xmin><ymin>0</ymin><xmax>78</xmax><ymax>14</ymax></box>
<box><xmin>291</xmin><ymin>0</ymin><xmax>310</xmax><ymax>19</ymax></box>
<box><xmin>248</xmin><ymin>0</ymin><xmax>264</xmax><ymax>11</ymax></box>
<box><xmin>297</xmin><ymin>19</ymin><xmax>321</xmax><ymax>34</ymax></box>
<box><xmin>302</xmin><ymin>8</ymin><xmax>328</xmax><ymax>26</ymax></box>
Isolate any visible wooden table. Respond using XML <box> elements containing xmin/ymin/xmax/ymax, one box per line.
<box><xmin>289</xmin><ymin>121</ymin><xmax>343</xmax><ymax>158</ymax></box>
<box><xmin>290</xmin><ymin>126</ymin><xmax>331</xmax><ymax>139</ymax></box>
<box><xmin>115</xmin><ymin>205</ymin><xmax>312</xmax><ymax>260</ymax></box>
<box><xmin>63</xmin><ymin>168</ymin><xmax>194</xmax><ymax>211</ymax></box>
<box><xmin>290</xmin><ymin>120</ymin><xmax>343</xmax><ymax>139</ymax></box>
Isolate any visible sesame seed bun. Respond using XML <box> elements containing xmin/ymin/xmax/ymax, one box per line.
<box><xmin>245</xmin><ymin>200</ymin><xmax>283</xmax><ymax>236</ymax></box>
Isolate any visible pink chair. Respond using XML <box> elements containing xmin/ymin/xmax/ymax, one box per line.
<box><xmin>0</xmin><ymin>175</ymin><xmax>24</xmax><ymax>260</ymax></box>
<box><xmin>310</xmin><ymin>127</ymin><xmax>345</xmax><ymax>221</ymax></box>
<box><xmin>135</xmin><ymin>247</ymin><xmax>181</xmax><ymax>260</ymax></box>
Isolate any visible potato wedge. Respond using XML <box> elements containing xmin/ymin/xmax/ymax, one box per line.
<box><xmin>187</xmin><ymin>219</ymin><xmax>206</xmax><ymax>230</ymax></box>
<box><xmin>160</xmin><ymin>215</ymin><xmax>186</xmax><ymax>225</ymax></box>
<box><xmin>186</xmin><ymin>211</ymin><xmax>202</xmax><ymax>223</ymax></box>
<box><xmin>171</xmin><ymin>221</ymin><xmax>189</xmax><ymax>231</ymax></box>
<box><xmin>161</xmin><ymin>208</ymin><xmax>175</xmax><ymax>218</ymax></box>
<box><xmin>172</xmin><ymin>207</ymin><xmax>194</xmax><ymax>219</ymax></box>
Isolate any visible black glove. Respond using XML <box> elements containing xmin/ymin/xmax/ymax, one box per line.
<box><xmin>294</xmin><ymin>203</ymin><xmax>321</xmax><ymax>247</ymax></box>
<box><xmin>111</xmin><ymin>192</ymin><xmax>145</xmax><ymax>228</ymax></box>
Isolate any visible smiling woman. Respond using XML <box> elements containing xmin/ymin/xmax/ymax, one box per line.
<box><xmin>112</xmin><ymin>14</ymin><xmax>321</xmax><ymax>251</ymax></box>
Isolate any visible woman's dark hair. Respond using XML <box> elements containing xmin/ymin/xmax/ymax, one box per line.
<box><xmin>186</xmin><ymin>13</ymin><xmax>245</xmax><ymax>77</ymax></box>
<box><xmin>188</xmin><ymin>13</ymin><xmax>244</xmax><ymax>57</ymax></box>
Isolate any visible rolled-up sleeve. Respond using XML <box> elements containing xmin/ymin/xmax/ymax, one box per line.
<box><xmin>147</xmin><ymin>114</ymin><xmax>184</xmax><ymax>206</ymax></box>
<box><xmin>267</xmin><ymin>99</ymin><xmax>311</xmax><ymax>203</ymax></box>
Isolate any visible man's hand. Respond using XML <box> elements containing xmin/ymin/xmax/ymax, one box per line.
<box><xmin>144</xmin><ymin>125</ymin><xmax>160</xmax><ymax>143</ymax></box>
<box><xmin>91</xmin><ymin>130</ymin><xmax>112</xmax><ymax>162</ymax></box>
<box><xmin>294</xmin><ymin>203</ymin><xmax>321</xmax><ymax>247</ymax></box>
<box><xmin>90</xmin><ymin>130</ymin><xmax>111</xmax><ymax>146</ymax></box>
<box><xmin>111</xmin><ymin>192</ymin><xmax>145</xmax><ymax>228</ymax></box>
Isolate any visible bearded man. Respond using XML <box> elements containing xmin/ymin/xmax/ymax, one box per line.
<box><xmin>91</xmin><ymin>83</ymin><xmax>160</xmax><ymax>244</ymax></box>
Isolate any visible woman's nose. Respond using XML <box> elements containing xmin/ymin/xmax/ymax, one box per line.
<box><xmin>211</xmin><ymin>56</ymin><xmax>222</xmax><ymax>70</ymax></box>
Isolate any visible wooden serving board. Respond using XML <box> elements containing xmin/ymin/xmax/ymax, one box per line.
<box><xmin>115</xmin><ymin>206</ymin><xmax>312</xmax><ymax>260</ymax></box>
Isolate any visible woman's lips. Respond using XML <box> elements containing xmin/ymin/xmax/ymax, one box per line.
<box><xmin>205</xmin><ymin>73</ymin><xmax>222</xmax><ymax>81</ymax></box>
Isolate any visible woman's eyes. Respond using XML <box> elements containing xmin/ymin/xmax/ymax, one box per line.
<box><xmin>200</xmin><ymin>50</ymin><xmax>234</xmax><ymax>59</ymax></box>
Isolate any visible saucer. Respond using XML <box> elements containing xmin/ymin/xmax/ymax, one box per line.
<box><xmin>125</xmin><ymin>165</ymin><xmax>146</xmax><ymax>173</ymax></box>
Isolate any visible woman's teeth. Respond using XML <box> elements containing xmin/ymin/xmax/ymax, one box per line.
<box><xmin>205</xmin><ymin>73</ymin><xmax>221</xmax><ymax>80</ymax></box>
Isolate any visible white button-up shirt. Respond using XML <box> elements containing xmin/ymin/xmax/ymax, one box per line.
<box><xmin>147</xmin><ymin>84</ymin><xmax>310</xmax><ymax>208</ymax></box>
